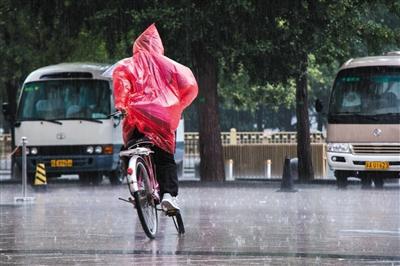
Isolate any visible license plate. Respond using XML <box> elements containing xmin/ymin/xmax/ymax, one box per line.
<box><xmin>51</xmin><ymin>159</ymin><xmax>73</xmax><ymax>168</ymax></box>
<box><xmin>365</xmin><ymin>161</ymin><xmax>389</xmax><ymax>170</ymax></box>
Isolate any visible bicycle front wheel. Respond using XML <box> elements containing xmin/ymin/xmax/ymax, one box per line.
<box><xmin>134</xmin><ymin>157</ymin><xmax>158</xmax><ymax>239</ymax></box>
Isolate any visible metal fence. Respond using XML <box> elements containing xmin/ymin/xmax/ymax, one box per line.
<box><xmin>0</xmin><ymin>131</ymin><xmax>327</xmax><ymax>180</ymax></box>
<box><xmin>223</xmin><ymin>144</ymin><xmax>327</xmax><ymax>179</ymax></box>
<box><xmin>184</xmin><ymin>129</ymin><xmax>327</xmax><ymax>180</ymax></box>
<box><xmin>188</xmin><ymin>129</ymin><xmax>325</xmax><ymax>146</ymax></box>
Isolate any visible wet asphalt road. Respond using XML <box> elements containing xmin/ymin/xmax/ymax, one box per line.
<box><xmin>0</xmin><ymin>181</ymin><xmax>399</xmax><ymax>265</ymax></box>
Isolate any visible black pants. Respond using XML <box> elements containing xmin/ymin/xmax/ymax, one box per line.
<box><xmin>125</xmin><ymin>129</ymin><xmax>178</xmax><ymax>197</ymax></box>
<box><xmin>152</xmin><ymin>145</ymin><xmax>178</xmax><ymax>197</ymax></box>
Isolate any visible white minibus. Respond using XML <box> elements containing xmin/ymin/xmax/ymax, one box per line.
<box><xmin>3</xmin><ymin>63</ymin><xmax>184</xmax><ymax>184</ymax></box>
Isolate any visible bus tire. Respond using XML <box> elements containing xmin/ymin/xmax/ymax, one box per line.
<box><xmin>373</xmin><ymin>176</ymin><xmax>384</xmax><ymax>189</ymax></box>
<box><xmin>108</xmin><ymin>159</ymin><xmax>124</xmax><ymax>185</ymax></box>
<box><xmin>361</xmin><ymin>173</ymin><xmax>372</xmax><ymax>189</ymax></box>
<box><xmin>79</xmin><ymin>173</ymin><xmax>91</xmax><ymax>185</ymax></box>
<box><xmin>335</xmin><ymin>170</ymin><xmax>348</xmax><ymax>189</ymax></box>
<box><xmin>91</xmin><ymin>172</ymin><xmax>103</xmax><ymax>185</ymax></box>
<box><xmin>109</xmin><ymin>170</ymin><xmax>123</xmax><ymax>185</ymax></box>
<box><xmin>79</xmin><ymin>172</ymin><xmax>103</xmax><ymax>185</ymax></box>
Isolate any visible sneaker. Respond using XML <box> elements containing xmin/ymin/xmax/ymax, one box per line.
<box><xmin>161</xmin><ymin>193</ymin><xmax>180</xmax><ymax>212</ymax></box>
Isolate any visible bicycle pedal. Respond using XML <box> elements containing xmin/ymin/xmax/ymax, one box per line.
<box><xmin>166</xmin><ymin>210</ymin><xmax>178</xmax><ymax>216</ymax></box>
<box><xmin>118</xmin><ymin>197</ymin><xmax>136</xmax><ymax>207</ymax></box>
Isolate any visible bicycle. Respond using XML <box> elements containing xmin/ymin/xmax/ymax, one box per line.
<box><xmin>110</xmin><ymin>111</ymin><xmax>185</xmax><ymax>239</ymax></box>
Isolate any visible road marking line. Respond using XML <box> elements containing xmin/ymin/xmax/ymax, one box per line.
<box><xmin>340</xmin><ymin>229</ymin><xmax>400</xmax><ymax>236</ymax></box>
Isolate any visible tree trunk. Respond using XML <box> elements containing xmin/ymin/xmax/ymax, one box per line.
<box><xmin>295</xmin><ymin>55</ymin><xmax>314</xmax><ymax>182</ymax></box>
<box><xmin>193</xmin><ymin>49</ymin><xmax>225</xmax><ymax>182</ymax></box>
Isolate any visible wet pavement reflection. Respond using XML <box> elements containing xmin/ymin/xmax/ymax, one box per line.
<box><xmin>1</xmin><ymin>181</ymin><xmax>399</xmax><ymax>265</ymax></box>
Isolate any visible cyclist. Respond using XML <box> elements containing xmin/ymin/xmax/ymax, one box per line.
<box><xmin>112</xmin><ymin>24</ymin><xmax>198</xmax><ymax>212</ymax></box>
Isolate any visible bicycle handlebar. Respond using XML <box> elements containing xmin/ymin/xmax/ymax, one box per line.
<box><xmin>108</xmin><ymin>110</ymin><xmax>126</xmax><ymax>119</ymax></box>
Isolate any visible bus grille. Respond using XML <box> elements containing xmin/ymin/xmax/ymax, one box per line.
<box><xmin>352</xmin><ymin>144</ymin><xmax>400</xmax><ymax>155</ymax></box>
<box><xmin>33</xmin><ymin>146</ymin><xmax>87</xmax><ymax>156</ymax></box>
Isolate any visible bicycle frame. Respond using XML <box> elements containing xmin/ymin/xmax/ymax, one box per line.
<box><xmin>112</xmin><ymin>111</ymin><xmax>185</xmax><ymax>238</ymax></box>
<box><xmin>119</xmin><ymin>143</ymin><xmax>185</xmax><ymax>238</ymax></box>
<box><xmin>120</xmin><ymin>147</ymin><xmax>160</xmax><ymax>203</ymax></box>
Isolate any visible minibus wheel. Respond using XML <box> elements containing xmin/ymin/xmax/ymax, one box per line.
<box><xmin>91</xmin><ymin>173</ymin><xmax>103</xmax><ymax>185</ymax></box>
<box><xmin>108</xmin><ymin>159</ymin><xmax>124</xmax><ymax>185</ymax></box>
<box><xmin>372</xmin><ymin>176</ymin><xmax>384</xmax><ymax>189</ymax></box>
<box><xmin>109</xmin><ymin>171</ymin><xmax>123</xmax><ymax>185</ymax></box>
<box><xmin>334</xmin><ymin>170</ymin><xmax>348</xmax><ymax>189</ymax></box>
<box><xmin>361</xmin><ymin>173</ymin><xmax>372</xmax><ymax>189</ymax></box>
<box><xmin>79</xmin><ymin>173</ymin><xmax>91</xmax><ymax>185</ymax></box>
<box><xmin>79</xmin><ymin>172</ymin><xmax>103</xmax><ymax>185</ymax></box>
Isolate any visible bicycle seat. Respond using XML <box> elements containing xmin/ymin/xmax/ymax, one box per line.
<box><xmin>126</xmin><ymin>137</ymin><xmax>153</xmax><ymax>149</ymax></box>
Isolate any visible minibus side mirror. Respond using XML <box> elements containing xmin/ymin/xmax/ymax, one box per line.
<box><xmin>315</xmin><ymin>99</ymin><xmax>323</xmax><ymax>113</ymax></box>
<box><xmin>2</xmin><ymin>102</ymin><xmax>11</xmax><ymax>121</ymax></box>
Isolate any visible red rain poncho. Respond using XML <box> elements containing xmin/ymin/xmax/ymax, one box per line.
<box><xmin>113</xmin><ymin>24</ymin><xmax>198</xmax><ymax>154</ymax></box>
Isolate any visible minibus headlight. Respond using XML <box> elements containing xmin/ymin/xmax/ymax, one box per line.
<box><xmin>86</xmin><ymin>146</ymin><xmax>94</xmax><ymax>154</ymax></box>
<box><xmin>327</xmin><ymin>143</ymin><xmax>351</xmax><ymax>153</ymax></box>
<box><xmin>95</xmin><ymin>146</ymin><xmax>102</xmax><ymax>154</ymax></box>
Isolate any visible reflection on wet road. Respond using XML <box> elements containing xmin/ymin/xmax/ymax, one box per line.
<box><xmin>1</xmin><ymin>182</ymin><xmax>399</xmax><ymax>265</ymax></box>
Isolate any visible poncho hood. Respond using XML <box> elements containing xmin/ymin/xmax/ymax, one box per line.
<box><xmin>133</xmin><ymin>23</ymin><xmax>164</xmax><ymax>55</ymax></box>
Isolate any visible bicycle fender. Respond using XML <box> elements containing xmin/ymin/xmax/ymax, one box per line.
<box><xmin>127</xmin><ymin>155</ymin><xmax>141</xmax><ymax>193</ymax></box>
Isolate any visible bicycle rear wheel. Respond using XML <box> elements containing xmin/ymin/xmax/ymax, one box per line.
<box><xmin>134</xmin><ymin>157</ymin><xmax>158</xmax><ymax>239</ymax></box>
<box><xmin>172</xmin><ymin>210</ymin><xmax>185</xmax><ymax>234</ymax></box>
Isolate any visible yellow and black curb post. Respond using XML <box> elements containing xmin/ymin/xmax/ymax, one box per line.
<box><xmin>34</xmin><ymin>163</ymin><xmax>47</xmax><ymax>190</ymax></box>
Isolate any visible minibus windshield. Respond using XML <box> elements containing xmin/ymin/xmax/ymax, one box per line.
<box><xmin>328</xmin><ymin>66</ymin><xmax>400</xmax><ymax>123</ymax></box>
<box><xmin>17</xmin><ymin>80</ymin><xmax>111</xmax><ymax>121</ymax></box>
